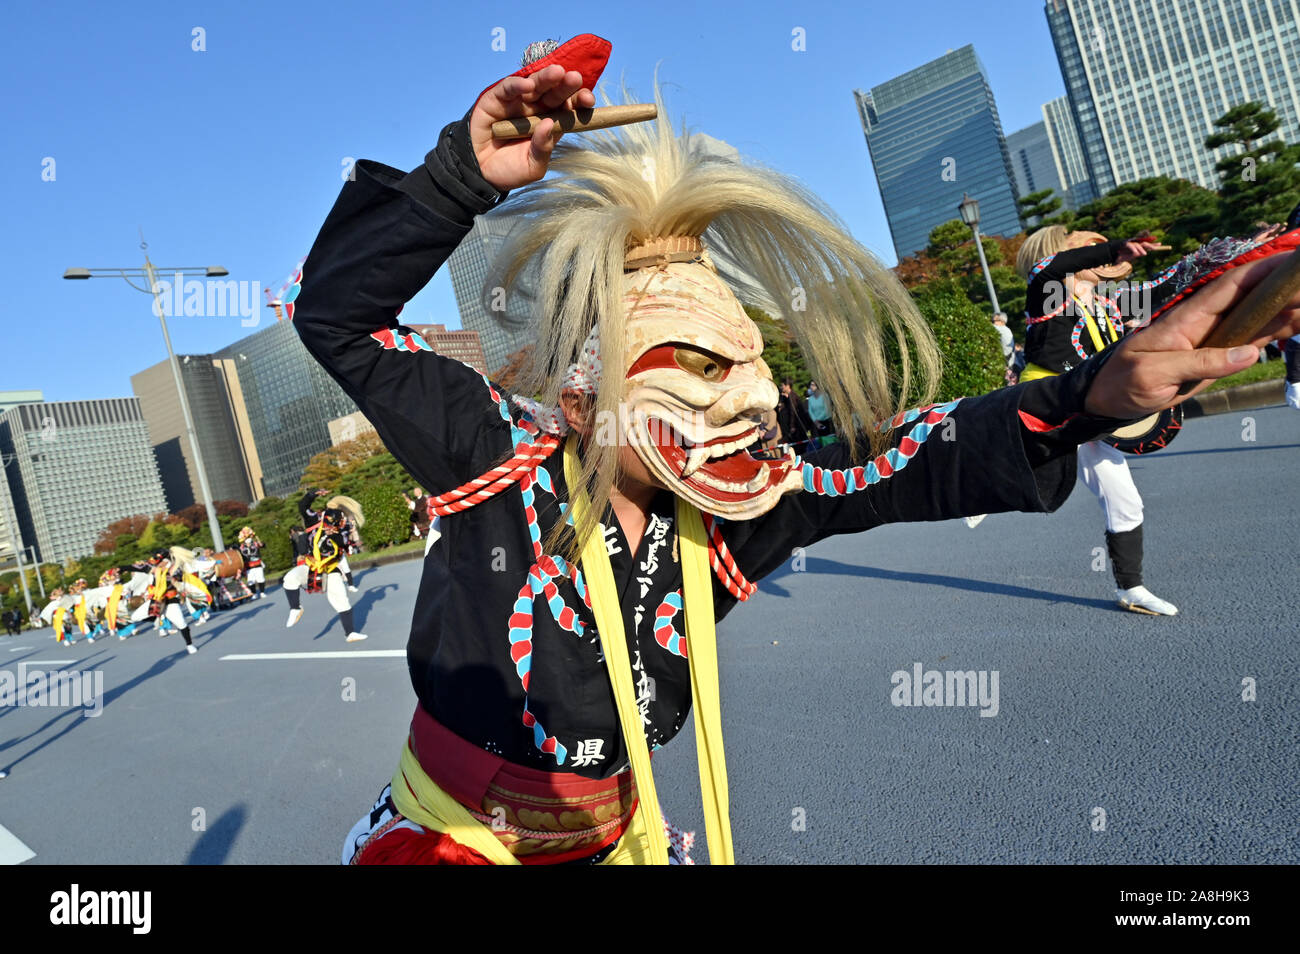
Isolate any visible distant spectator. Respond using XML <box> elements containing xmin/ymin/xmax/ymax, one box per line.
<box><xmin>993</xmin><ymin>313</ymin><xmax>1017</xmax><ymax>386</ymax></box>
<box><xmin>404</xmin><ymin>487</ymin><xmax>431</xmax><ymax>539</ymax></box>
<box><xmin>805</xmin><ymin>381</ymin><xmax>835</xmax><ymax>446</ymax></box>
<box><xmin>777</xmin><ymin>379</ymin><xmax>816</xmax><ymax>452</ymax></box>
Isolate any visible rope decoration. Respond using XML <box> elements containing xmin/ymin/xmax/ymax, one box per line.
<box><xmin>701</xmin><ymin>514</ymin><xmax>757</xmax><ymax>601</ymax></box>
<box><xmin>427</xmin><ymin>435</ymin><xmax>561</xmax><ymax>517</ymax></box>
<box><xmin>802</xmin><ymin>401</ymin><xmax>960</xmax><ymax>496</ymax></box>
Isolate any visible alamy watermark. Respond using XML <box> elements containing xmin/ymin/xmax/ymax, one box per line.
<box><xmin>890</xmin><ymin>662</ymin><xmax>999</xmax><ymax>717</ymax></box>
<box><xmin>151</xmin><ymin>274</ymin><xmax>263</xmax><ymax>327</ymax></box>
<box><xmin>0</xmin><ymin>663</ymin><xmax>104</xmax><ymax>717</ymax></box>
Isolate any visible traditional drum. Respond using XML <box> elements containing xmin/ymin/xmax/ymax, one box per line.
<box><xmin>213</xmin><ymin>548</ymin><xmax>245</xmax><ymax>578</ymax></box>
<box><xmin>1101</xmin><ymin>405</ymin><xmax>1184</xmax><ymax>455</ymax></box>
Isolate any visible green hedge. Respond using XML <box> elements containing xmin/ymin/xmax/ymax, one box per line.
<box><xmin>904</xmin><ymin>290</ymin><xmax>1007</xmax><ymax>403</ymax></box>
<box><xmin>356</xmin><ymin>481</ymin><xmax>412</xmax><ymax>551</ymax></box>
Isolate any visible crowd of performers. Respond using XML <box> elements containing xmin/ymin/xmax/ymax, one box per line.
<box><xmin>37</xmin><ymin>550</ymin><xmax>212</xmax><ymax>652</ymax></box>
<box><xmin>30</xmin><ymin>491</ymin><xmax>368</xmax><ymax>649</ymax></box>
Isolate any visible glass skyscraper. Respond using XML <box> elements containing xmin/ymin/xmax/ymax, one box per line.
<box><xmin>855</xmin><ymin>45</ymin><xmax>1023</xmax><ymax>260</ymax></box>
<box><xmin>0</xmin><ymin>399</ymin><xmax>167</xmax><ymax>564</ymax></box>
<box><xmin>1046</xmin><ymin>0</ymin><xmax>1300</xmax><ymax>192</ymax></box>
<box><xmin>1006</xmin><ymin>121</ymin><xmax>1065</xmax><ymax>209</ymax></box>
<box><xmin>447</xmin><ymin>213</ymin><xmax>538</xmax><ymax>377</ymax></box>
<box><xmin>1041</xmin><ymin>95</ymin><xmax>1097</xmax><ymax>208</ymax></box>
<box><xmin>217</xmin><ymin>320</ymin><xmax>358</xmax><ymax>499</ymax></box>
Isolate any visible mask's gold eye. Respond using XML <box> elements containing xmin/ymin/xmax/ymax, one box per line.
<box><xmin>673</xmin><ymin>346</ymin><xmax>731</xmax><ymax>382</ymax></box>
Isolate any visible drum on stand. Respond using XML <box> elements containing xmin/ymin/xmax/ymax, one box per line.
<box><xmin>1101</xmin><ymin>405</ymin><xmax>1184</xmax><ymax>455</ymax></box>
<box><xmin>213</xmin><ymin>548</ymin><xmax>245</xmax><ymax>578</ymax></box>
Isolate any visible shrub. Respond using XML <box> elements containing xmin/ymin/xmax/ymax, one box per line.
<box><xmin>355</xmin><ymin>480</ymin><xmax>412</xmax><ymax>551</ymax></box>
<box><xmin>899</xmin><ymin>290</ymin><xmax>1007</xmax><ymax>403</ymax></box>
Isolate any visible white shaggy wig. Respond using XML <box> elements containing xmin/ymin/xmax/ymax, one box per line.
<box><xmin>491</xmin><ymin>82</ymin><xmax>939</xmax><ymax>548</ymax></box>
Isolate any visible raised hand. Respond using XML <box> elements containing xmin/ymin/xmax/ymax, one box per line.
<box><xmin>469</xmin><ymin>64</ymin><xmax>596</xmax><ymax>192</ymax></box>
<box><xmin>1116</xmin><ymin>231</ymin><xmax>1167</xmax><ymax>263</ymax></box>
<box><xmin>1086</xmin><ymin>252</ymin><xmax>1300</xmax><ymax>418</ymax></box>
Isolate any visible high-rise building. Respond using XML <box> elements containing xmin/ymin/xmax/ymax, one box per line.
<box><xmin>0</xmin><ymin>391</ymin><xmax>45</xmax><ymax>564</ymax></box>
<box><xmin>0</xmin><ymin>399</ymin><xmax>167</xmax><ymax>564</ymax></box>
<box><xmin>1041</xmin><ymin>95</ymin><xmax>1097</xmax><ymax>208</ymax></box>
<box><xmin>0</xmin><ymin>390</ymin><xmax>43</xmax><ymax>414</ymax></box>
<box><xmin>854</xmin><ymin>45</ymin><xmax>1023</xmax><ymax>260</ymax></box>
<box><xmin>0</xmin><ymin>464</ymin><xmax>21</xmax><ymax>564</ymax></box>
<box><xmin>1045</xmin><ymin>0</ymin><xmax>1300</xmax><ymax>193</ymax></box>
<box><xmin>217</xmin><ymin>321</ymin><xmax>358</xmax><ymax>499</ymax></box>
<box><xmin>408</xmin><ymin>324</ymin><xmax>489</xmax><ymax>376</ymax></box>
<box><xmin>1006</xmin><ymin>121</ymin><xmax>1065</xmax><ymax>207</ymax></box>
<box><xmin>446</xmin><ymin>214</ymin><xmax>538</xmax><ymax>376</ymax></box>
<box><xmin>131</xmin><ymin>356</ymin><xmax>261</xmax><ymax>510</ymax></box>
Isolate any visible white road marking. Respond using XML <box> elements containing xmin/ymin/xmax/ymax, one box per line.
<box><xmin>0</xmin><ymin>823</ymin><xmax>35</xmax><ymax>865</ymax></box>
<box><xmin>8</xmin><ymin>647</ymin><xmax>32</xmax><ymax>652</ymax></box>
<box><xmin>220</xmin><ymin>650</ymin><xmax>405</xmax><ymax>660</ymax></box>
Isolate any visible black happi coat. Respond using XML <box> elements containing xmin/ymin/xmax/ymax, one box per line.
<box><xmin>293</xmin><ymin>117</ymin><xmax>1120</xmax><ymax>780</ymax></box>
<box><xmin>1024</xmin><ymin>241</ymin><xmax>1180</xmax><ymax>374</ymax></box>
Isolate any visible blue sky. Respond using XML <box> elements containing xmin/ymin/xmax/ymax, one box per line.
<box><xmin>1</xmin><ymin>0</ymin><xmax>1066</xmax><ymax>403</ymax></box>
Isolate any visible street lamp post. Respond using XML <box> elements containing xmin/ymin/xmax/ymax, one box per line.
<box><xmin>957</xmin><ymin>193</ymin><xmax>1002</xmax><ymax>315</ymax></box>
<box><xmin>64</xmin><ymin>243</ymin><xmax>230</xmax><ymax>553</ymax></box>
<box><xmin>25</xmin><ymin>547</ymin><xmax>44</xmax><ymax>600</ymax></box>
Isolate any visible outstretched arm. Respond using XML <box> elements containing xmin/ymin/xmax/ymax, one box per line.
<box><xmin>292</xmin><ymin>66</ymin><xmax>594</xmax><ymax>494</ymax></box>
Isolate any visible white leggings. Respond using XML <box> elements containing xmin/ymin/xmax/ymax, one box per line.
<box><xmin>162</xmin><ymin>602</ymin><xmax>191</xmax><ymax>631</ymax></box>
<box><xmin>1076</xmin><ymin>440</ymin><xmax>1143</xmax><ymax>533</ymax></box>
<box><xmin>282</xmin><ymin>565</ymin><xmax>351</xmax><ymax>612</ymax></box>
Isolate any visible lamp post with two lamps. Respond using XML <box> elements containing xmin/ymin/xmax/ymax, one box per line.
<box><xmin>64</xmin><ymin>243</ymin><xmax>230</xmax><ymax>553</ymax></box>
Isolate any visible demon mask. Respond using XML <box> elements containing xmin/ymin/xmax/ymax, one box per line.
<box><xmin>614</xmin><ymin>257</ymin><xmax>804</xmax><ymax>520</ymax></box>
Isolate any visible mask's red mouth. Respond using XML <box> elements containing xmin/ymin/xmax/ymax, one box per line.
<box><xmin>649</xmin><ymin>418</ymin><xmax>793</xmax><ymax>503</ymax></box>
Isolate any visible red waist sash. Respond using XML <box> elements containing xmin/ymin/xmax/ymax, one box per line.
<box><xmin>408</xmin><ymin>705</ymin><xmax>636</xmax><ymax>864</ymax></box>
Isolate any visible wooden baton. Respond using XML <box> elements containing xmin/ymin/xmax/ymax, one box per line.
<box><xmin>491</xmin><ymin>104</ymin><xmax>658</xmax><ymax>140</ymax></box>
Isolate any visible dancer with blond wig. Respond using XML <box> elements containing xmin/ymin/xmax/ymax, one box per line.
<box><xmin>292</xmin><ymin>35</ymin><xmax>1300</xmax><ymax>864</ymax></box>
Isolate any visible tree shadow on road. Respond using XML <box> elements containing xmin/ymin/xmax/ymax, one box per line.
<box><xmin>185</xmin><ymin>804</ymin><xmax>248</xmax><ymax>865</ymax></box>
<box><xmin>760</xmin><ymin>556</ymin><xmax>1115</xmax><ymax>610</ymax></box>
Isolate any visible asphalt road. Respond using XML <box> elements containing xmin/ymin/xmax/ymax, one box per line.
<box><xmin>2</xmin><ymin>404</ymin><xmax>1296</xmax><ymax>865</ymax></box>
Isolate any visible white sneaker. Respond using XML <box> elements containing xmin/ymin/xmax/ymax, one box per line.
<box><xmin>186</xmin><ymin>644</ymin><xmax>197</xmax><ymax>654</ymax></box>
<box><xmin>1286</xmin><ymin>381</ymin><xmax>1300</xmax><ymax>410</ymax></box>
<box><xmin>346</xmin><ymin>632</ymin><xmax>368</xmax><ymax>643</ymax></box>
<box><xmin>286</xmin><ymin>608</ymin><xmax>304</xmax><ymax>628</ymax></box>
<box><xmin>1117</xmin><ymin>586</ymin><xmax>1178</xmax><ymax>616</ymax></box>
<box><xmin>348</xmin><ymin>585</ymin><xmax>358</xmax><ymax>593</ymax></box>
<box><xmin>963</xmin><ymin>514</ymin><xmax>988</xmax><ymax>529</ymax></box>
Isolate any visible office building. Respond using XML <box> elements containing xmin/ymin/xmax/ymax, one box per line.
<box><xmin>216</xmin><ymin>321</ymin><xmax>358</xmax><ymax>498</ymax></box>
<box><xmin>446</xmin><ymin>214</ymin><xmax>539</xmax><ymax>376</ymax></box>
<box><xmin>1041</xmin><ymin>95</ymin><xmax>1097</xmax><ymax>208</ymax></box>
<box><xmin>855</xmin><ymin>45</ymin><xmax>1023</xmax><ymax>260</ymax></box>
<box><xmin>1045</xmin><ymin>0</ymin><xmax>1300</xmax><ymax>192</ymax></box>
<box><xmin>408</xmin><ymin>324</ymin><xmax>489</xmax><ymax>376</ymax></box>
<box><xmin>131</xmin><ymin>355</ymin><xmax>261</xmax><ymax>510</ymax></box>
<box><xmin>0</xmin><ymin>390</ymin><xmax>44</xmax><ymax>414</ymax></box>
<box><xmin>0</xmin><ymin>399</ymin><xmax>167</xmax><ymax>564</ymax></box>
<box><xmin>1006</xmin><ymin>121</ymin><xmax>1066</xmax><ymax>208</ymax></box>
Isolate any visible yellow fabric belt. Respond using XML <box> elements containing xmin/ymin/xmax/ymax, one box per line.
<box><xmin>387</xmin><ymin>434</ymin><xmax>735</xmax><ymax>865</ymax></box>
<box><xmin>389</xmin><ymin>740</ymin><xmax>658</xmax><ymax>864</ymax></box>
